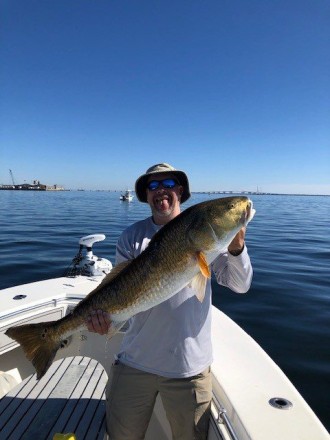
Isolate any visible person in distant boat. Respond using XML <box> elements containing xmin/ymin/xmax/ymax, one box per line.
<box><xmin>86</xmin><ymin>163</ymin><xmax>253</xmax><ymax>440</ymax></box>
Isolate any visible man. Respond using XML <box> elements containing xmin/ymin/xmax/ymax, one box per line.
<box><xmin>87</xmin><ymin>163</ymin><xmax>253</xmax><ymax>440</ymax></box>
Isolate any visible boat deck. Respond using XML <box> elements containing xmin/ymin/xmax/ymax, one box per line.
<box><xmin>0</xmin><ymin>356</ymin><xmax>107</xmax><ymax>440</ymax></box>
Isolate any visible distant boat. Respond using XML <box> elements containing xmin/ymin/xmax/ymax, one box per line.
<box><xmin>120</xmin><ymin>189</ymin><xmax>134</xmax><ymax>201</ymax></box>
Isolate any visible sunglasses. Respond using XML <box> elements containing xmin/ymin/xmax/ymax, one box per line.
<box><xmin>147</xmin><ymin>178</ymin><xmax>179</xmax><ymax>191</ymax></box>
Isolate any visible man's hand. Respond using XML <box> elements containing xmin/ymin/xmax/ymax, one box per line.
<box><xmin>86</xmin><ymin>310</ymin><xmax>111</xmax><ymax>335</ymax></box>
<box><xmin>228</xmin><ymin>227</ymin><xmax>246</xmax><ymax>256</ymax></box>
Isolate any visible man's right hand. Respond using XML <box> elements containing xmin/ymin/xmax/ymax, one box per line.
<box><xmin>86</xmin><ymin>310</ymin><xmax>111</xmax><ymax>335</ymax></box>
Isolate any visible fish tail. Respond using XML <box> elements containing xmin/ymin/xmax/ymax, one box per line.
<box><xmin>5</xmin><ymin>321</ymin><xmax>62</xmax><ymax>380</ymax></box>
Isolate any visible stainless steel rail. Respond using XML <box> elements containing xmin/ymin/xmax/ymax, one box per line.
<box><xmin>212</xmin><ymin>393</ymin><xmax>241</xmax><ymax>440</ymax></box>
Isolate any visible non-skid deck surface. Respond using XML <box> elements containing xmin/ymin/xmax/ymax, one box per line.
<box><xmin>0</xmin><ymin>356</ymin><xmax>107</xmax><ymax>440</ymax></box>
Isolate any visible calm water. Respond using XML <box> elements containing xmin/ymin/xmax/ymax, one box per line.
<box><xmin>2</xmin><ymin>190</ymin><xmax>330</xmax><ymax>430</ymax></box>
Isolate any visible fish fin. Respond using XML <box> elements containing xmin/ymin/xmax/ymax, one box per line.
<box><xmin>190</xmin><ymin>252</ymin><xmax>210</xmax><ymax>302</ymax></box>
<box><xmin>190</xmin><ymin>272</ymin><xmax>207</xmax><ymax>302</ymax></box>
<box><xmin>5</xmin><ymin>322</ymin><xmax>61</xmax><ymax>380</ymax></box>
<box><xmin>196</xmin><ymin>251</ymin><xmax>211</xmax><ymax>278</ymax></box>
<box><xmin>107</xmin><ymin>320</ymin><xmax>127</xmax><ymax>339</ymax></box>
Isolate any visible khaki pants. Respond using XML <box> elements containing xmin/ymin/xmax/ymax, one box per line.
<box><xmin>106</xmin><ymin>362</ymin><xmax>212</xmax><ymax>440</ymax></box>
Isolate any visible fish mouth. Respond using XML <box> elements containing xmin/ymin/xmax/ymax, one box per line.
<box><xmin>246</xmin><ymin>201</ymin><xmax>251</xmax><ymax>219</ymax></box>
<box><xmin>245</xmin><ymin>200</ymin><xmax>256</xmax><ymax>223</ymax></box>
<box><xmin>239</xmin><ymin>200</ymin><xmax>255</xmax><ymax>225</ymax></box>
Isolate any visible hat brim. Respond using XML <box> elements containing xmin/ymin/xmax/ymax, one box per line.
<box><xmin>135</xmin><ymin>170</ymin><xmax>191</xmax><ymax>203</ymax></box>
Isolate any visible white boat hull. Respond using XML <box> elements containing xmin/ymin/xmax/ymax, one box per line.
<box><xmin>0</xmin><ymin>276</ymin><xmax>328</xmax><ymax>439</ymax></box>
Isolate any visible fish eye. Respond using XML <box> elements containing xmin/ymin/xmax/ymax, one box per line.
<box><xmin>228</xmin><ymin>203</ymin><xmax>235</xmax><ymax>209</ymax></box>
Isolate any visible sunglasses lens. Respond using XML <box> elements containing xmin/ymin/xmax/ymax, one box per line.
<box><xmin>162</xmin><ymin>179</ymin><xmax>176</xmax><ymax>188</ymax></box>
<box><xmin>147</xmin><ymin>179</ymin><xmax>178</xmax><ymax>191</ymax></box>
<box><xmin>148</xmin><ymin>181</ymin><xmax>160</xmax><ymax>190</ymax></box>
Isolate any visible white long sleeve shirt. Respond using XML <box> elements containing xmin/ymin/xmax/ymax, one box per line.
<box><xmin>115</xmin><ymin>216</ymin><xmax>253</xmax><ymax>378</ymax></box>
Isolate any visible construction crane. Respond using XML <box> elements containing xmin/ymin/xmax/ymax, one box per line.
<box><xmin>9</xmin><ymin>169</ymin><xmax>16</xmax><ymax>186</ymax></box>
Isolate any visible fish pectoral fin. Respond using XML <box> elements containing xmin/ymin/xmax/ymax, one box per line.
<box><xmin>189</xmin><ymin>252</ymin><xmax>210</xmax><ymax>303</ymax></box>
<box><xmin>107</xmin><ymin>321</ymin><xmax>126</xmax><ymax>339</ymax></box>
<box><xmin>196</xmin><ymin>251</ymin><xmax>211</xmax><ymax>278</ymax></box>
<box><xmin>190</xmin><ymin>272</ymin><xmax>207</xmax><ymax>303</ymax></box>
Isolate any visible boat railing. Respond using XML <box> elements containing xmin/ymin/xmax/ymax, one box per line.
<box><xmin>211</xmin><ymin>393</ymin><xmax>240</xmax><ymax>440</ymax></box>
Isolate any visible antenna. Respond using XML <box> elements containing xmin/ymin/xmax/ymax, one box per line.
<box><xmin>9</xmin><ymin>169</ymin><xmax>16</xmax><ymax>186</ymax></box>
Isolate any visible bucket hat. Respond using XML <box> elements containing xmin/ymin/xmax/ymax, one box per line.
<box><xmin>135</xmin><ymin>163</ymin><xmax>191</xmax><ymax>203</ymax></box>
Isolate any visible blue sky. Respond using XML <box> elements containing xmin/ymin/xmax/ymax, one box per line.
<box><xmin>1</xmin><ymin>0</ymin><xmax>329</xmax><ymax>194</ymax></box>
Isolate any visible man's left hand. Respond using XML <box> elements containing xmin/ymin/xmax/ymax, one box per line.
<box><xmin>228</xmin><ymin>227</ymin><xmax>246</xmax><ymax>256</ymax></box>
